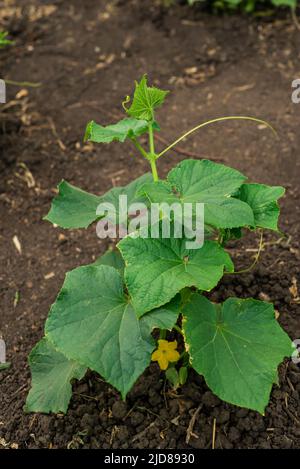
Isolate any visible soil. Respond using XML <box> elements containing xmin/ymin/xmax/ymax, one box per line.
<box><xmin>0</xmin><ymin>0</ymin><xmax>300</xmax><ymax>450</ymax></box>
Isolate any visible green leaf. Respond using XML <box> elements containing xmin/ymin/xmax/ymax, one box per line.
<box><xmin>179</xmin><ymin>366</ymin><xmax>188</xmax><ymax>385</ymax></box>
<box><xmin>166</xmin><ymin>367</ymin><xmax>180</xmax><ymax>389</ymax></box>
<box><xmin>45</xmin><ymin>265</ymin><xmax>179</xmax><ymax>399</ymax></box>
<box><xmin>139</xmin><ymin>159</ymin><xmax>255</xmax><ymax>229</ymax></box>
<box><xmin>118</xmin><ymin>236</ymin><xmax>233</xmax><ymax>316</ymax></box>
<box><xmin>127</xmin><ymin>75</ymin><xmax>169</xmax><ymax>121</ymax></box>
<box><xmin>183</xmin><ymin>294</ymin><xmax>292</xmax><ymax>414</ymax></box>
<box><xmin>95</xmin><ymin>173</ymin><xmax>152</xmax><ymax>225</ymax></box>
<box><xmin>44</xmin><ymin>180</ymin><xmax>101</xmax><ymax>229</ymax></box>
<box><xmin>139</xmin><ymin>295</ymin><xmax>180</xmax><ymax>345</ymax></box>
<box><xmin>0</xmin><ymin>362</ymin><xmax>11</xmax><ymax>371</ymax></box>
<box><xmin>44</xmin><ymin>173</ymin><xmax>152</xmax><ymax>229</ymax></box>
<box><xmin>236</xmin><ymin>183</ymin><xmax>285</xmax><ymax>231</ymax></box>
<box><xmin>0</xmin><ymin>31</ymin><xmax>13</xmax><ymax>48</ymax></box>
<box><xmin>84</xmin><ymin>117</ymin><xmax>159</xmax><ymax>144</ymax></box>
<box><xmin>271</xmin><ymin>0</ymin><xmax>296</xmax><ymax>6</ymax></box>
<box><xmin>93</xmin><ymin>248</ymin><xmax>125</xmax><ymax>274</ymax></box>
<box><xmin>25</xmin><ymin>338</ymin><xmax>86</xmax><ymax>414</ymax></box>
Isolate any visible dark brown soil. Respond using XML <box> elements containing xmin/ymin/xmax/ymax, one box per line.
<box><xmin>0</xmin><ymin>0</ymin><xmax>300</xmax><ymax>449</ymax></box>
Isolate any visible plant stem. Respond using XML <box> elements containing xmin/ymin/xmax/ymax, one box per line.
<box><xmin>148</xmin><ymin>122</ymin><xmax>159</xmax><ymax>181</ymax></box>
<box><xmin>173</xmin><ymin>325</ymin><xmax>184</xmax><ymax>336</ymax></box>
<box><xmin>5</xmin><ymin>79</ymin><xmax>42</xmax><ymax>88</ymax></box>
<box><xmin>150</xmin><ymin>157</ymin><xmax>159</xmax><ymax>182</ymax></box>
<box><xmin>131</xmin><ymin>137</ymin><xmax>149</xmax><ymax>160</ymax></box>
<box><xmin>157</xmin><ymin>116</ymin><xmax>277</xmax><ymax>159</ymax></box>
<box><xmin>148</xmin><ymin>122</ymin><xmax>155</xmax><ymax>156</ymax></box>
<box><xmin>159</xmin><ymin>329</ymin><xmax>166</xmax><ymax>340</ymax></box>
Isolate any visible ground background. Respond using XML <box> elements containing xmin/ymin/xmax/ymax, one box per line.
<box><xmin>0</xmin><ymin>0</ymin><xmax>299</xmax><ymax>449</ymax></box>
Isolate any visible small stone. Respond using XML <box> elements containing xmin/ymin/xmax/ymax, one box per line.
<box><xmin>188</xmin><ymin>435</ymin><xmax>206</xmax><ymax>449</ymax></box>
<box><xmin>202</xmin><ymin>391</ymin><xmax>220</xmax><ymax>407</ymax></box>
<box><xmin>111</xmin><ymin>400</ymin><xmax>127</xmax><ymax>420</ymax></box>
<box><xmin>218</xmin><ymin>409</ymin><xmax>230</xmax><ymax>424</ymax></box>
<box><xmin>228</xmin><ymin>427</ymin><xmax>241</xmax><ymax>443</ymax></box>
<box><xmin>130</xmin><ymin>412</ymin><xmax>144</xmax><ymax>427</ymax></box>
<box><xmin>218</xmin><ymin>434</ymin><xmax>233</xmax><ymax>449</ymax></box>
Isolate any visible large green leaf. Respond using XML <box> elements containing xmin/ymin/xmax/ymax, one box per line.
<box><xmin>44</xmin><ymin>181</ymin><xmax>100</xmax><ymax>229</ymax></box>
<box><xmin>25</xmin><ymin>338</ymin><xmax>86</xmax><ymax>414</ymax></box>
<box><xmin>183</xmin><ymin>294</ymin><xmax>292</xmax><ymax>414</ymax></box>
<box><xmin>84</xmin><ymin>117</ymin><xmax>159</xmax><ymax>144</ymax></box>
<box><xmin>45</xmin><ymin>265</ymin><xmax>179</xmax><ymax>398</ymax></box>
<box><xmin>44</xmin><ymin>173</ymin><xmax>152</xmax><ymax>229</ymax></box>
<box><xmin>139</xmin><ymin>159</ymin><xmax>254</xmax><ymax>229</ymax></box>
<box><xmin>140</xmin><ymin>295</ymin><xmax>180</xmax><ymax>345</ymax></box>
<box><xmin>236</xmin><ymin>183</ymin><xmax>285</xmax><ymax>231</ymax></box>
<box><xmin>118</xmin><ymin>236</ymin><xmax>233</xmax><ymax>316</ymax></box>
<box><xmin>127</xmin><ymin>75</ymin><xmax>169</xmax><ymax>121</ymax></box>
<box><xmin>93</xmin><ymin>248</ymin><xmax>125</xmax><ymax>274</ymax></box>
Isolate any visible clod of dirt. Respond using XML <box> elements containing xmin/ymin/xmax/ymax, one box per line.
<box><xmin>111</xmin><ymin>400</ymin><xmax>128</xmax><ymax>420</ymax></box>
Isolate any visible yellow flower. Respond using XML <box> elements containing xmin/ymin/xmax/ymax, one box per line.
<box><xmin>151</xmin><ymin>339</ymin><xmax>180</xmax><ymax>370</ymax></box>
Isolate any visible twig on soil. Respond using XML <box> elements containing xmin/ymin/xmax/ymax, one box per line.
<box><xmin>8</xmin><ymin>383</ymin><xmax>27</xmax><ymax>403</ymax></box>
<box><xmin>132</xmin><ymin>422</ymin><xmax>155</xmax><ymax>443</ymax></box>
<box><xmin>212</xmin><ymin>418</ymin><xmax>217</xmax><ymax>450</ymax></box>
<box><xmin>29</xmin><ymin>415</ymin><xmax>38</xmax><ymax>430</ymax></box>
<box><xmin>291</xmin><ymin>7</ymin><xmax>300</xmax><ymax>32</ymax></box>
<box><xmin>122</xmin><ymin>404</ymin><xmax>136</xmax><ymax>421</ymax></box>
<box><xmin>136</xmin><ymin>406</ymin><xmax>166</xmax><ymax>421</ymax></box>
<box><xmin>109</xmin><ymin>425</ymin><xmax>118</xmax><ymax>446</ymax></box>
<box><xmin>185</xmin><ymin>404</ymin><xmax>202</xmax><ymax>444</ymax></box>
<box><xmin>286</xmin><ymin>376</ymin><xmax>295</xmax><ymax>392</ymax></box>
<box><xmin>73</xmin><ymin>392</ymin><xmax>99</xmax><ymax>402</ymax></box>
<box><xmin>47</xmin><ymin>117</ymin><xmax>66</xmax><ymax>152</ymax></box>
<box><xmin>4</xmin><ymin>79</ymin><xmax>42</xmax><ymax>88</ymax></box>
<box><xmin>284</xmin><ymin>407</ymin><xmax>300</xmax><ymax>426</ymax></box>
<box><xmin>162</xmin><ymin>379</ymin><xmax>169</xmax><ymax>410</ymax></box>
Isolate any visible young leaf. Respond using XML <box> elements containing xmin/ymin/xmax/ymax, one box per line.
<box><xmin>25</xmin><ymin>338</ymin><xmax>86</xmax><ymax>414</ymax></box>
<box><xmin>44</xmin><ymin>173</ymin><xmax>152</xmax><ymax>229</ymax></box>
<box><xmin>139</xmin><ymin>159</ymin><xmax>255</xmax><ymax>229</ymax></box>
<box><xmin>236</xmin><ymin>183</ymin><xmax>285</xmax><ymax>231</ymax></box>
<box><xmin>166</xmin><ymin>367</ymin><xmax>180</xmax><ymax>389</ymax></box>
<box><xmin>126</xmin><ymin>75</ymin><xmax>169</xmax><ymax>121</ymax></box>
<box><xmin>84</xmin><ymin>118</ymin><xmax>159</xmax><ymax>144</ymax></box>
<box><xmin>118</xmin><ymin>236</ymin><xmax>233</xmax><ymax>316</ymax></box>
<box><xmin>183</xmin><ymin>294</ymin><xmax>292</xmax><ymax>414</ymax></box>
<box><xmin>0</xmin><ymin>31</ymin><xmax>13</xmax><ymax>48</ymax></box>
<box><xmin>45</xmin><ymin>265</ymin><xmax>179</xmax><ymax>399</ymax></box>
<box><xmin>179</xmin><ymin>366</ymin><xmax>188</xmax><ymax>386</ymax></box>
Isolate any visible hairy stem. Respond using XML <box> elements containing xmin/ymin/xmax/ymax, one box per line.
<box><xmin>131</xmin><ymin>137</ymin><xmax>149</xmax><ymax>160</ymax></box>
<box><xmin>150</xmin><ymin>158</ymin><xmax>159</xmax><ymax>182</ymax></box>
<box><xmin>157</xmin><ymin>116</ymin><xmax>277</xmax><ymax>159</ymax></box>
<box><xmin>148</xmin><ymin>123</ymin><xmax>159</xmax><ymax>181</ymax></box>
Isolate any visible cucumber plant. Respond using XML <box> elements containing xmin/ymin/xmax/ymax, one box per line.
<box><xmin>26</xmin><ymin>76</ymin><xmax>292</xmax><ymax>415</ymax></box>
